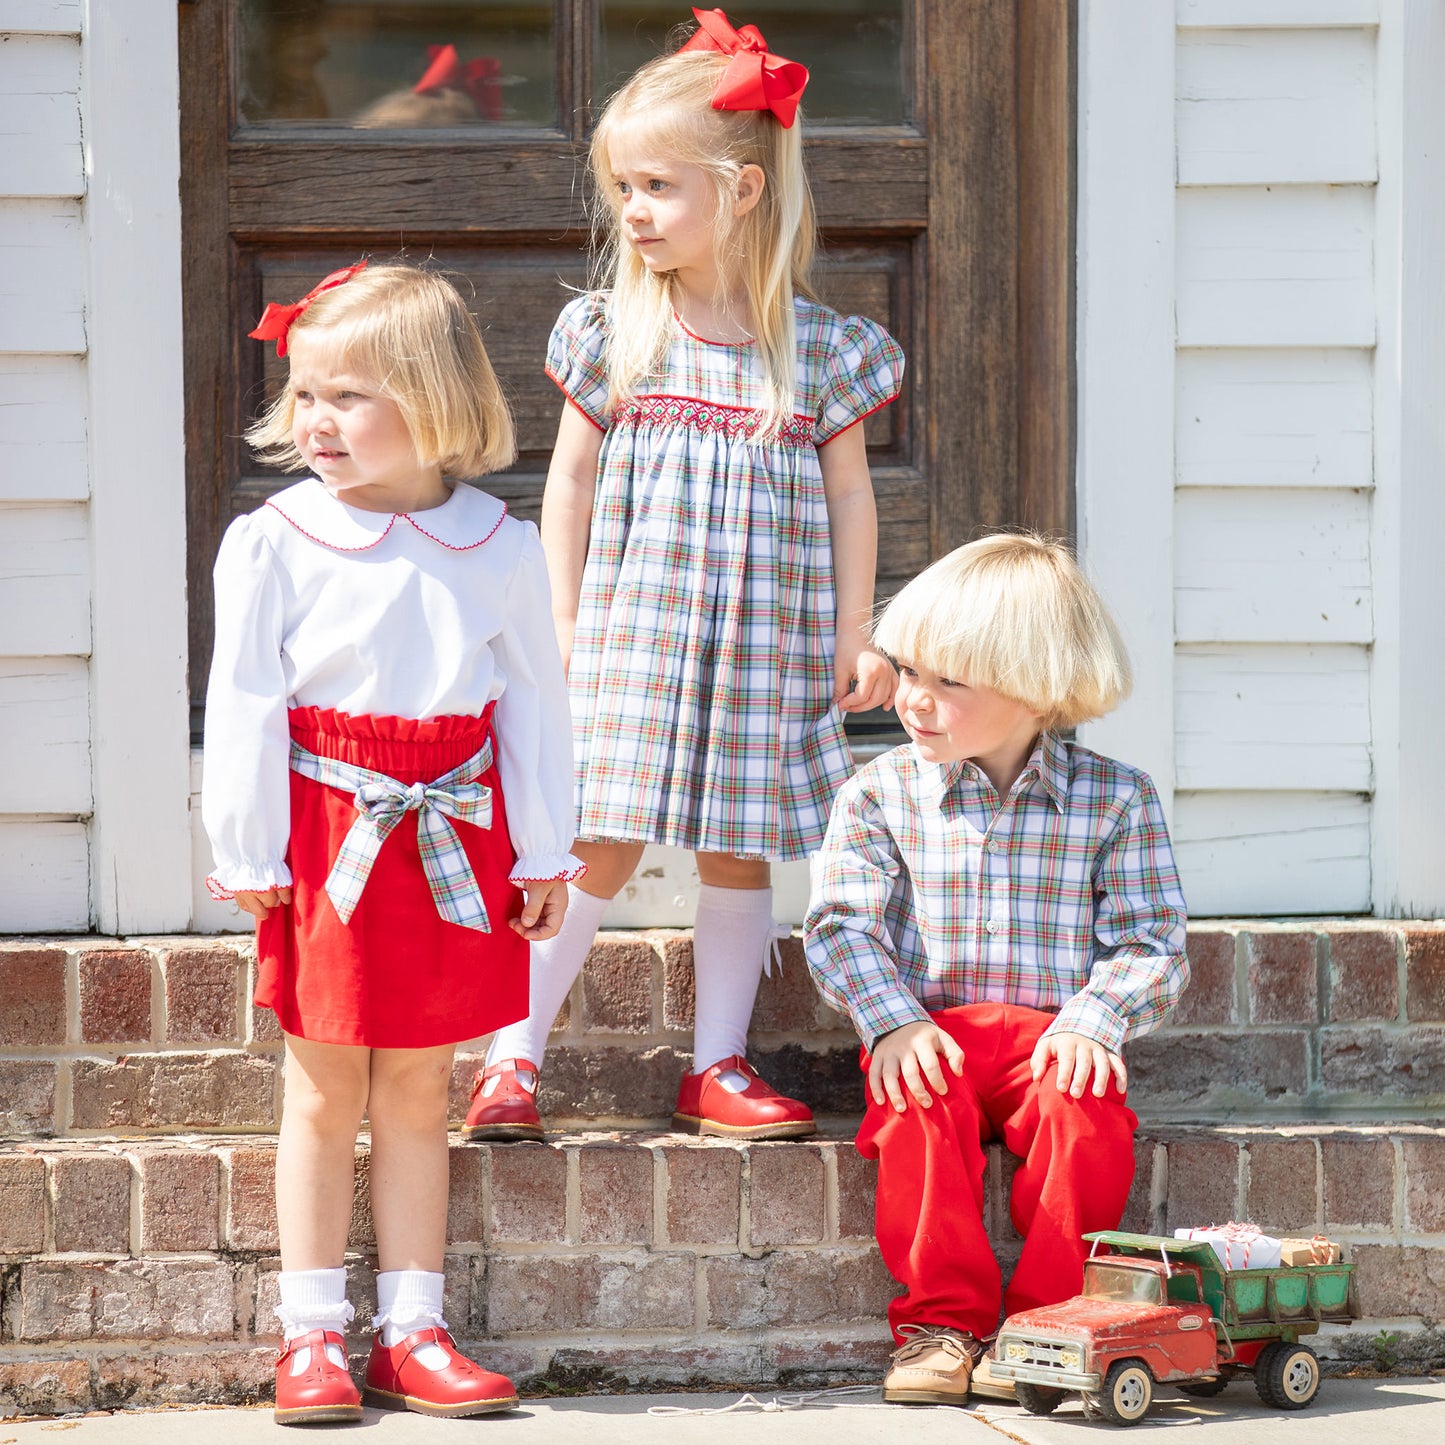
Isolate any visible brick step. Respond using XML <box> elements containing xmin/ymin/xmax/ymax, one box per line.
<box><xmin>3</xmin><ymin>921</ymin><xmax>1445</xmax><ymax>1136</ymax></box>
<box><xmin>1</xmin><ymin>1123</ymin><xmax>1443</xmax><ymax>1414</ymax></box>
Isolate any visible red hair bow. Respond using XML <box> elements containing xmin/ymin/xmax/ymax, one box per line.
<box><xmin>248</xmin><ymin>261</ymin><xmax>368</xmax><ymax>358</ymax></box>
<box><xmin>413</xmin><ymin>43</ymin><xmax>503</xmax><ymax>123</ymax></box>
<box><xmin>681</xmin><ymin>8</ymin><xmax>809</xmax><ymax>129</ymax></box>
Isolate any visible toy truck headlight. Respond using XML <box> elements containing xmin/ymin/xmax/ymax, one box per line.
<box><xmin>1059</xmin><ymin>1347</ymin><xmax>1082</xmax><ymax>1370</ymax></box>
<box><xmin>1004</xmin><ymin>1340</ymin><xmax>1027</xmax><ymax>1361</ymax></box>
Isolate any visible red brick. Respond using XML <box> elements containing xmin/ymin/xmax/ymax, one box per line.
<box><xmin>226</xmin><ymin>1146</ymin><xmax>278</xmax><ymax>1250</ymax></box>
<box><xmin>486</xmin><ymin>1252</ymin><xmax>693</xmax><ymax>1332</ymax></box>
<box><xmin>766</xmin><ymin>1334</ymin><xmax>894</xmax><ymax>1380</ymax></box>
<box><xmin>140</xmin><ymin>1150</ymin><xmax>220</xmax><ymax>1251</ymax></box>
<box><xmin>447</xmin><ymin>1143</ymin><xmax>485</xmax><ymax>1246</ymax></box>
<box><xmin>1129</xmin><ymin>1030</ymin><xmax>1311</xmax><ymax>1105</ymax></box>
<box><xmin>79</xmin><ymin>948</ymin><xmax>153</xmax><ymax>1042</ymax></box>
<box><xmin>1321</xmin><ymin>1027</ymin><xmax>1445</xmax><ymax>1097</ymax></box>
<box><xmin>990</xmin><ymin>1149</ymin><xmax>1023</xmax><ymax>1241</ymax></box>
<box><xmin>0</xmin><ymin>946</ymin><xmax>66</xmax><ymax>1046</ymax></box>
<box><xmin>549</xmin><ymin>1342</ymin><xmax>764</xmax><ymax>1389</ymax></box>
<box><xmin>489</xmin><ymin>1141</ymin><xmax>568</xmax><ymax>1242</ymax></box>
<box><xmin>835</xmin><ymin>1145</ymin><xmax>877</xmax><ymax>1240</ymax></box>
<box><xmin>1352</xmin><ymin>1244</ymin><xmax>1445</xmax><ymax>1319</ymax></box>
<box><xmin>52</xmin><ymin>1152</ymin><xmax>132</xmax><ymax>1254</ymax></box>
<box><xmin>1401</xmin><ymin>1136</ymin><xmax>1445</xmax><ymax>1233</ymax></box>
<box><xmin>70</xmin><ymin>1057</ymin><xmax>140</xmax><ymax>1130</ymax></box>
<box><xmin>579</xmin><ymin>1143</ymin><xmax>653</xmax><ymax>1244</ymax></box>
<box><xmin>749</xmin><ymin>1143</ymin><xmax>825</xmax><ymax>1246</ymax></box>
<box><xmin>94</xmin><ymin>1346</ymin><xmax>273</xmax><ymax>1410</ymax></box>
<box><xmin>0</xmin><ymin>1154</ymin><xmax>46</xmax><ymax>1254</ymax></box>
<box><xmin>541</xmin><ymin>1044</ymin><xmax>685</xmax><ymax>1121</ymax></box>
<box><xmin>17</xmin><ymin>1257</ymin><xmax>234</xmax><ymax>1340</ymax></box>
<box><xmin>1118</xmin><ymin>1137</ymin><xmax>1159</xmax><ymax>1236</ymax></box>
<box><xmin>707</xmin><ymin>1248</ymin><xmax>892</xmax><ymax>1328</ymax></box>
<box><xmin>662</xmin><ymin>933</ymin><xmax>695</xmax><ymax>1030</ymax></box>
<box><xmin>1172</xmin><ymin>930</ymin><xmax>1238</xmax><ymax>1027</ymax></box>
<box><xmin>250</xmin><ymin>994</ymin><xmax>283</xmax><ymax>1043</ymax></box>
<box><xmin>0</xmin><ymin>1358</ymin><xmax>93</xmax><ymax>1415</ymax></box>
<box><xmin>348</xmin><ymin>1148</ymin><xmax>374</xmax><ymax>1249</ymax></box>
<box><xmin>1164</xmin><ymin>1138</ymin><xmax>1239</xmax><ymax>1233</ymax></box>
<box><xmin>1404</xmin><ymin>929</ymin><xmax>1445</xmax><ymax>1022</ymax></box>
<box><xmin>141</xmin><ymin>1052</ymin><xmax>278</xmax><ymax>1128</ymax></box>
<box><xmin>1321</xmin><ymin>1136</ymin><xmax>1395</xmax><ymax>1230</ymax></box>
<box><xmin>448</xmin><ymin>1052</ymin><xmax>487</xmax><ymax>1125</ymax></box>
<box><xmin>579</xmin><ymin>937</ymin><xmax>655</xmax><ymax>1033</ymax></box>
<box><xmin>750</xmin><ymin>1042</ymin><xmax>865</xmax><ymax>1115</ymax></box>
<box><xmin>749</xmin><ymin>935</ymin><xmax>824</xmax><ymax>1032</ymax></box>
<box><xmin>164</xmin><ymin>947</ymin><xmax>241</xmax><ymax>1043</ymax></box>
<box><xmin>1244</xmin><ymin>931</ymin><xmax>1319</xmax><ymax>1025</ymax></box>
<box><xmin>0</xmin><ymin>1059</ymin><xmax>57</xmax><ymax>1135</ymax></box>
<box><xmin>1245</xmin><ymin>1138</ymin><xmax>1317</xmax><ymax>1234</ymax></box>
<box><xmin>664</xmin><ymin>1142</ymin><xmax>741</xmax><ymax>1245</ymax></box>
<box><xmin>1327</xmin><ymin>931</ymin><xmax>1400</xmax><ymax>1022</ymax></box>
<box><xmin>704</xmin><ymin>1255</ymin><xmax>767</xmax><ymax>1327</ymax></box>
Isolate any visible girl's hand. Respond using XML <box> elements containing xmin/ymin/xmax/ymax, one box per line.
<box><xmin>232</xmin><ymin>887</ymin><xmax>293</xmax><ymax>921</ymax></box>
<box><xmin>834</xmin><ymin>637</ymin><xmax>897</xmax><ymax>713</ymax></box>
<box><xmin>1029</xmin><ymin>1030</ymin><xmax>1128</xmax><ymax>1099</ymax></box>
<box><xmin>867</xmin><ymin>1019</ymin><xmax>967</xmax><ymax>1113</ymax></box>
<box><xmin>510</xmin><ymin>878</ymin><xmax>569</xmax><ymax>941</ymax></box>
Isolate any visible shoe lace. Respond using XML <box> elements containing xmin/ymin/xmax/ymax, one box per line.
<box><xmin>891</xmin><ymin>1324</ymin><xmax>980</xmax><ymax>1366</ymax></box>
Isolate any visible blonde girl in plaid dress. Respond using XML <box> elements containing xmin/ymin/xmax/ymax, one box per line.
<box><xmin>467</xmin><ymin>9</ymin><xmax>904</xmax><ymax>1142</ymax></box>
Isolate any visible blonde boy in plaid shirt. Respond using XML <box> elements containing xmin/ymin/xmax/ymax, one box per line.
<box><xmin>804</xmin><ymin>534</ymin><xmax>1188</xmax><ymax>1406</ymax></box>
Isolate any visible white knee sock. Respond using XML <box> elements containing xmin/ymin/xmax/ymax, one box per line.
<box><xmin>487</xmin><ymin>883</ymin><xmax>610</xmax><ymax>1070</ymax></box>
<box><xmin>375</xmin><ymin>1268</ymin><xmax>449</xmax><ymax>1368</ymax></box>
<box><xmin>276</xmin><ymin>1267</ymin><xmax>353</xmax><ymax>1372</ymax></box>
<box><xmin>691</xmin><ymin>884</ymin><xmax>778</xmax><ymax>1073</ymax></box>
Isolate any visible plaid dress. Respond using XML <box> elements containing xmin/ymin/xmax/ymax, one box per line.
<box><xmin>547</xmin><ymin>293</ymin><xmax>904</xmax><ymax>860</ymax></box>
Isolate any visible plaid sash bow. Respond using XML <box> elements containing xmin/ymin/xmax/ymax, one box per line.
<box><xmin>289</xmin><ymin>739</ymin><xmax>495</xmax><ymax>932</ymax></box>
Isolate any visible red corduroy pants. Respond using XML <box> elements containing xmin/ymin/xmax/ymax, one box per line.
<box><xmin>856</xmin><ymin>1002</ymin><xmax>1138</xmax><ymax>1343</ymax></box>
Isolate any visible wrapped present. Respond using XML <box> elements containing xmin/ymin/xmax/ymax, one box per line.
<box><xmin>1278</xmin><ymin>1235</ymin><xmax>1341</xmax><ymax>1266</ymax></box>
<box><xmin>1174</xmin><ymin>1222</ymin><xmax>1283</xmax><ymax>1270</ymax></box>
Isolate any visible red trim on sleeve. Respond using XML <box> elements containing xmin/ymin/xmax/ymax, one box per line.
<box><xmin>544</xmin><ymin>365</ymin><xmax>608</xmax><ymax>433</ymax></box>
<box><xmin>816</xmin><ymin>393</ymin><xmax>900</xmax><ymax>447</ymax></box>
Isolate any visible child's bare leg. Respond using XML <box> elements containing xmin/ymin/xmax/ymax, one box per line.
<box><xmin>572</xmin><ymin>838</ymin><xmax>648</xmax><ymax>899</ymax></box>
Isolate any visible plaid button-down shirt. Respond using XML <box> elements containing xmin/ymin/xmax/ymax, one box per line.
<box><xmin>804</xmin><ymin>731</ymin><xmax>1189</xmax><ymax>1052</ymax></box>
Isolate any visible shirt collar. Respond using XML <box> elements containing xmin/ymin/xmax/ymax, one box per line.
<box><xmin>914</xmin><ymin>730</ymin><xmax>1070</xmax><ymax>814</ymax></box>
<box><xmin>265</xmin><ymin>478</ymin><xmax>508</xmax><ymax>552</ymax></box>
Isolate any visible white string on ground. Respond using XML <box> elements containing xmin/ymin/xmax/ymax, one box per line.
<box><xmin>646</xmin><ymin>1385</ymin><xmax>882</xmax><ymax>1416</ymax></box>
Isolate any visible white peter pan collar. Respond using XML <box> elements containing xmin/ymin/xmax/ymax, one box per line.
<box><xmin>265</xmin><ymin>478</ymin><xmax>508</xmax><ymax>553</ymax></box>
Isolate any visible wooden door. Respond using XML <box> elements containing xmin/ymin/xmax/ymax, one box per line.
<box><xmin>180</xmin><ymin>0</ymin><xmax>1073</xmax><ymax>731</ymax></box>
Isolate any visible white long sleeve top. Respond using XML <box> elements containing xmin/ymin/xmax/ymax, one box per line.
<box><xmin>201</xmin><ymin>478</ymin><xmax>583</xmax><ymax>895</ymax></box>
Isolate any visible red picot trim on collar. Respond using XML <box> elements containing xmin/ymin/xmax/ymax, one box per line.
<box><xmin>265</xmin><ymin>495</ymin><xmax>509</xmax><ymax>552</ymax></box>
<box><xmin>267</xmin><ymin>499</ymin><xmax>397</xmax><ymax>552</ymax></box>
<box><xmin>205</xmin><ymin>874</ymin><xmax>237</xmax><ymax>901</ymax></box>
<box><xmin>509</xmin><ymin>862</ymin><xmax>589</xmax><ymax>883</ymax></box>
<box><xmin>404</xmin><ymin>501</ymin><xmax>508</xmax><ymax>551</ymax></box>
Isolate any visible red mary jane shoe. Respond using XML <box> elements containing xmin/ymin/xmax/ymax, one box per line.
<box><xmin>273</xmin><ymin>1328</ymin><xmax>362</xmax><ymax>1426</ymax></box>
<box><xmin>672</xmin><ymin>1055</ymin><xmax>816</xmax><ymax>1140</ymax></box>
<box><xmin>363</xmin><ymin>1327</ymin><xmax>518</xmax><ymax>1417</ymax></box>
<box><xmin>463</xmin><ymin>1058</ymin><xmax>543</xmax><ymax>1142</ymax></box>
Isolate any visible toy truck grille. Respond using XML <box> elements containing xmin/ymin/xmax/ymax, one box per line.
<box><xmin>994</xmin><ymin>1332</ymin><xmax>1097</xmax><ymax>1390</ymax></box>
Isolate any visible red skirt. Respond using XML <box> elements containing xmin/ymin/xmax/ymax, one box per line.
<box><xmin>255</xmin><ymin>705</ymin><xmax>528</xmax><ymax>1048</ymax></box>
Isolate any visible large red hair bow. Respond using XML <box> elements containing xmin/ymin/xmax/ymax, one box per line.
<box><xmin>413</xmin><ymin>43</ymin><xmax>502</xmax><ymax>123</ymax></box>
<box><xmin>248</xmin><ymin>261</ymin><xmax>368</xmax><ymax>358</ymax></box>
<box><xmin>680</xmin><ymin>8</ymin><xmax>809</xmax><ymax>129</ymax></box>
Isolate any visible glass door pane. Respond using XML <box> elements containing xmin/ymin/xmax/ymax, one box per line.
<box><xmin>598</xmin><ymin>0</ymin><xmax>906</xmax><ymax>124</ymax></box>
<box><xmin>237</xmin><ymin>0</ymin><xmax>559</xmax><ymax>129</ymax></box>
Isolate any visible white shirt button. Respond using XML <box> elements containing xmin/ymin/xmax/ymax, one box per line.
<box><xmin>986</xmin><ymin>920</ymin><xmax>1001</xmax><ymax>934</ymax></box>
<box><xmin>986</xmin><ymin>840</ymin><xmax>1000</xmax><ymax>853</ymax></box>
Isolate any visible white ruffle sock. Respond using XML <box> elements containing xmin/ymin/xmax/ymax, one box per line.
<box><xmin>485</xmin><ymin>883</ymin><xmax>610</xmax><ymax>1073</ymax></box>
<box><xmin>690</xmin><ymin>883</ymin><xmax>779</xmax><ymax>1077</ymax></box>
<box><xmin>276</xmin><ymin>1267</ymin><xmax>353</xmax><ymax>1373</ymax></box>
<box><xmin>374</xmin><ymin>1269</ymin><xmax>450</xmax><ymax>1369</ymax></box>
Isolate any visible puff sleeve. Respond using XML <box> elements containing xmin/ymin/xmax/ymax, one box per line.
<box><xmin>489</xmin><ymin>522</ymin><xmax>587</xmax><ymax>884</ymax></box>
<box><xmin>200</xmin><ymin>515</ymin><xmax>294</xmax><ymax>896</ymax></box>
<box><xmin>814</xmin><ymin>314</ymin><xmax>905</xmax><ymax>445</ymax></box>
<box><xmin>544</xmin><ymin>292</ymin><xmax>612</xmax><ymax>431</ymax></box>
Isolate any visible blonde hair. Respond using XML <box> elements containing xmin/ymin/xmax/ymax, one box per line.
<box><xmin>246</xmin><ymin>262</ymin><xmax>516</xmax><ymax>479</ymax></box>
<box><xmin>873</xmin><ymin>533</ymin><xmax>1133</xmax><ymax>730</ymax></box>
<box><xmin>589</xmin><ymin>42</ymin><xmax>817</xmax><ymax>436</ymax></box>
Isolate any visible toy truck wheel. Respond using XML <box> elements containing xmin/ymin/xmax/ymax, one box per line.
<box><xmin>1015</xmin><ymin>1382</ymin><xmax>1065</xmax><ymax>1415</ymax></box>
<box><xmin>1096</xmin><ymin>1360</ymin><xmax>1153</xmax><ymax>1426</ymax></box>
<box><xmin>1254</xmin><ymin>1342</ymin><xmax>1320</xmax><ymax>1410</ymax></box>
<box><xmin>1178</xmin><ymin>1375</ymin><xmax>1228</xmax><ymax>1397</ymax></box>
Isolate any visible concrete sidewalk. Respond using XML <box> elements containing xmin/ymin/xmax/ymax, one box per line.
<box><xmin>2</xmin><ymin>1378</ymin><xmax>1442</xmax><ymax>1444</ymax></box>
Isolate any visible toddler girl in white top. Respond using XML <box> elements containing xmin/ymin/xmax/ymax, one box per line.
<box><xmin>467</xmin><ymin>9</ymin><xmax>904</xmax><ymax>1143</ymax></box>
<box><xmin>203</xmin><ymin>261</ymin><xmax>582</xmax><ymax>1424</ymax></box>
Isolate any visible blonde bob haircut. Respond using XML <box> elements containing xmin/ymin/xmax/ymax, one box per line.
<box><xmin>873</xmin><ymin>533</ymin><xmax>1133</xmax><ymax>730</ymax></box>
<box><xmin>246</xmin><ymin>262</ymin><xmax>516</xmax><ymax>479</ymax></box>
<box><xmin>589</xmin><ymin>40</ymin><xmax>817</xmax><ymax>437</ymax></box>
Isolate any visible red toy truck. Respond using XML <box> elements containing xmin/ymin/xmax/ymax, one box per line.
<box><xmin>988</xmin><ymin>1231</ymin><xmax>1355</xmax><ymax>1426</ymax></box>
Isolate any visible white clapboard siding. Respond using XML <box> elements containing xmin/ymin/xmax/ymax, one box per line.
<box><xmin>0</xmin><ymin>0</ymin><xmax>81</xmax><ymax>33</ymax></box>
<box><xmin>1173</xmin><ymin>791</ymin><xmax>1371</xmax><ymax>915</ymax></box>
<box><xmin>1177</xmin><ymin>28</ymin><xmax>1375</xmax><ymax>185</ymax></box>
<box><xmin>1176</xmin><ymin>186</ymin><xmax>1374</xmax><ymax>347</ymax></box>
<box><xmin>1175</xmin><ymin>348</ymin><xmax>1373</xmax><ymax>489</ymax></box>
<box><xmin>1175</xmin><ymin>488</ymin><xmax>1372</xmax><ymax>644</ymax></box>
<box><xmin>0</xmin><ymin>355</ymin><xmax>87</xmax><ymax>501</ymax></box>
<box><xmin>0</xmin><ymin>657</ymin><xmax>90</xmax><ymax>812</ymax></box>
<box><xmin>1175</xmin><ymin>643</ymin><xmax>1371</xmax><ymax>791</ymax></box>
<box><xmin>0</xmin><ymin>33</ymin><xmax>82</xmax><ymax>196</ymax></box>
<box><xmin>0</xmin><ymin>199</ymin><xmax>85</xmax><ymax>352</ymax></box>
<box><xmin>0</xmin><ymin>817</ymin><xmax>88</xmax><ymax>931</ymax></box>
<box><xmin>1178</xmin><ymin>0</ymin><xmax>1378</xmax><ymax>26</ymax></box>
<box><xmin>0</xmin><ymin>502</ymin><xmax>90</xmax><ymax>654</ymax></box>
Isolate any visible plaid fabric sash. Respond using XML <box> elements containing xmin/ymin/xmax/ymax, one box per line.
<box><xmin>289</xmin><ymin>738</ymin><xmax>495</xmax><ymax>932</ymax></box>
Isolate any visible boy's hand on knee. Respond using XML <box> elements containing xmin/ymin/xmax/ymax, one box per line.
<box><xmin>1030</xmin><ymin>1030</ymin><xmax>1127</xmax><ymax>1099</ymax></box>
<box><xmin>869</xmin><ymin>1021</ymin><xmax>966</xmax><ymax>1113</ymax></box>
<box><xmin>510</xmin><ymin>878</ymin><xmax>568</xmax><ymax>941</ymax></box>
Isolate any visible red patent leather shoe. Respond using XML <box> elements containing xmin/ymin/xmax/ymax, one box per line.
<box><xmin>672</xmin><ymin>1055</ymin><xmax>816</xmax><ymax>1139</ymax></box>
<box><xmin>363</xmin><ymin>1327</ymin><xmax>518</xmax><ymax>1417</ymax></box>
<box><xmin>273</xmin><ymin>1328</ymin><xmax>362</xmax><ymax>1426</ymax></box>
<box><xmin>463</xmin><ymin>1058</ymin><xmax>543</xmax><ymax>1141</ymax></box>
